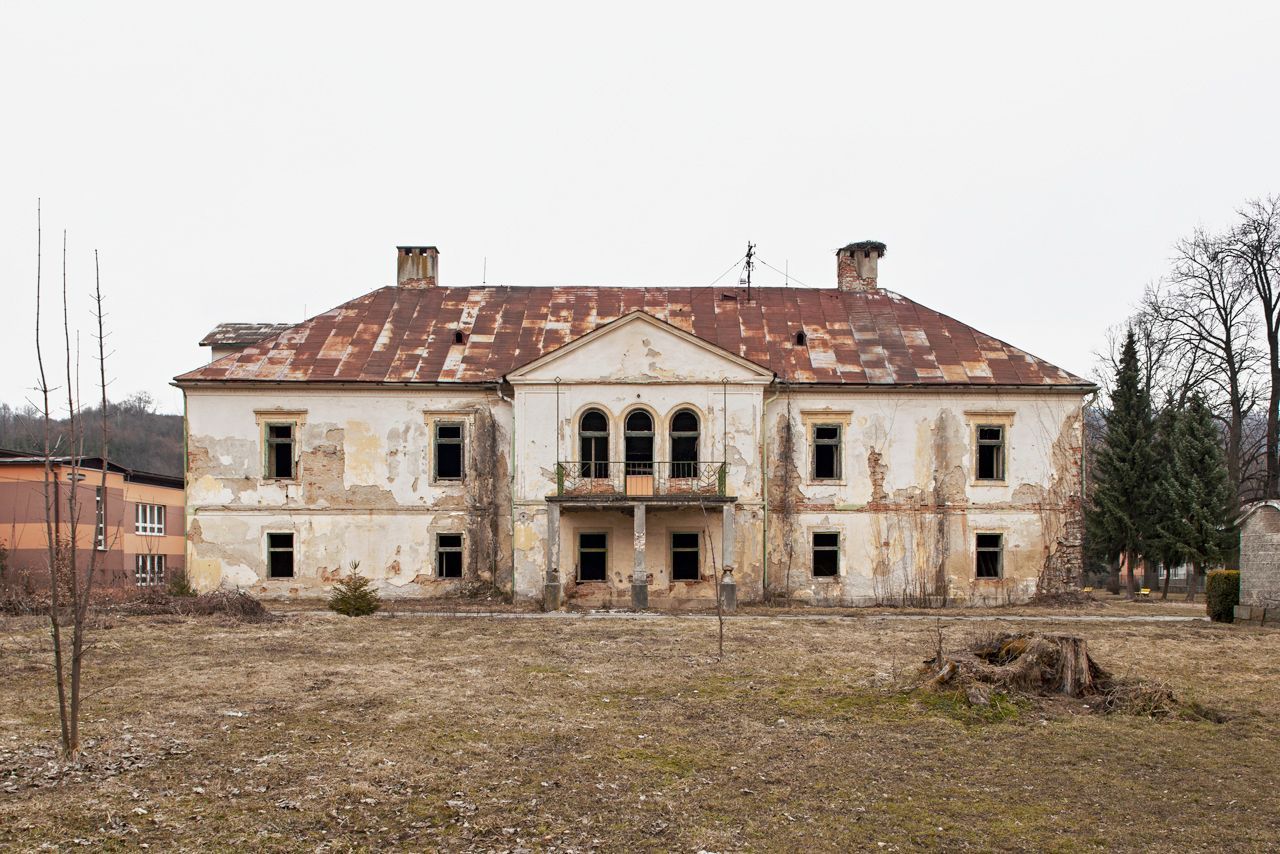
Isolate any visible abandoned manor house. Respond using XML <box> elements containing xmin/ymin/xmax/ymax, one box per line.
<box><xmin>175</xmin><ymin>243</ymin><xmax>1094</xmax><ymax>608</ymax></box>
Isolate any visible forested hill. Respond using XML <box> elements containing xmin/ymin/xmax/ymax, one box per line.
<box><xmin>0</xmin><ymin>393</ymin><xmax>184</xmax><ymax>478</ymax></box>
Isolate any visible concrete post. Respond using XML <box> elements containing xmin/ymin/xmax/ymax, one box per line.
<box><xmin>720</xmin><ymin>503</ymin><xmax>737</xmax><ymax>613</ymax></box>
<box><xmin>631</xmin><ymin>502</ymin><xmax>648</xmax><ymax>610</ymax></box>
<box><xmin>543</xmin><ymin>503</ymin><xmax>561</xmax><ymax>611</ymax></box>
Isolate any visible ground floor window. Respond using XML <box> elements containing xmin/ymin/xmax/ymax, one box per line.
<box><xmin>135</xmin><ymin>554</ymin><xmax>165</xmax><ymax>586</ymax></box>
<box><xmin>267</xmin><ymin>532</ymin><xmax>295</xmax><ymax>578</ymax></box>
<box><xmin>578</xmin><ymin>532</ymin><xmax>607</xmax><ymax>582</ymax></box>
<box><xmin>671</xmin><ymin>532</ymin><xmax>700</xmax><ymax>581</ymax></box>
<box><xmin>437</xmin><ymin>533</ymin><xmax>463</xmax><ymax>578</ymax></box>
<box><xmin>976</xmin><ymin>533</ymin><xmax>1003</xmax><ymax>578</ymax></box>
<box><xmin>812</xmin><ymin>532</ymin><xmax>839</xmax><ymax>577</ymax></box>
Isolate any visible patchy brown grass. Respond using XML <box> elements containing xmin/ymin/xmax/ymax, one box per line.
<box><xmin>1</xmin><ymin>611</ymin><xmax>1277</xmax><ymax>851</ymax></box>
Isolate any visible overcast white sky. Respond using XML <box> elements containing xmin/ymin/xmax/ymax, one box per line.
<box><xmin>2</xmin><ymin>1</ymin><xmax>1279</xmax><ymax>414</ymax></box>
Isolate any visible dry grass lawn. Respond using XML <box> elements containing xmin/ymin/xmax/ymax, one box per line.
<box><xmin>2</xmin><ymin>609</ymin><xmax>1278</xmax><ymax>852</ymax></box>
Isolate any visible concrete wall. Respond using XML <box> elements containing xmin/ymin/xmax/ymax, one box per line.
<box><xmin>184</xmin><ymin>379</ymin><xmax>1085</xmax><ymax>606</ymax></box>
<box><xmin>1240</xmin><ymin>504</ymin><xmax>1280</xmax><ymax>607</ymax></box>
<box><xmin>184</xmin><ymin>387</ymin><xmax>512</xmax><ymax>598</ymax></box>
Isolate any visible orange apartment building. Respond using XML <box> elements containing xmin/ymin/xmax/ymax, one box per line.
<box><xmin>0</xmin><ymin>449</ymin><xmax>184</xmax><ymax>590</ymax></box>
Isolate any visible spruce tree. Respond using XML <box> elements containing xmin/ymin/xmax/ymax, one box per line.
<box><xmin>327</xmin><ymin>561</ymin><xmax>381</xmax><ymax>617</ymax></box>
<box><xmin>1158</xmin><ymin>394</ymin><xmax>1233</xmax><ymax>602</ymax></box>
<box><xmin>1087</xmin><ymin>328</ymin><xmax>1157</xmax><ymax>598</ymax></box>
<box><xmin>1149</xmin><ymin>403</ymin><xmax>1188</xmax><ymax>599</ymax></box>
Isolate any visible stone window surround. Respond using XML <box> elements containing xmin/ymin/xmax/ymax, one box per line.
<box><xmin>800</xmin><ymin>410</ymin><xmax>852</xmax><ymax>486</ymax></box>
<box><xmin>423</xmin><ymin>409</ymin><xmax>478</xmax><ymax>487</ymax></box>
<box><xmin>965</xmin><ymin>410</ymin><xmax>1015</xmax><ymax>486</ymax></box>
<box><xmin>806</xmin><ymin>524</ymin><xmax>843</xmax><ymax>580</ymax></box>
<box><xmin>569</xmin><ymin>402</ymin><xmax>710</xmax><ymax>464</ymax></box>
<box><xmin>255</xmin><ymin>409</ymin><xmax>307</xmax><ymax>482</ymax></box>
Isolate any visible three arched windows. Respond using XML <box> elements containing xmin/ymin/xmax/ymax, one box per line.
<box><xmin>577</xmin><ymin>408</ymin><xmax>701</xmax><ymax>478</ymax></box>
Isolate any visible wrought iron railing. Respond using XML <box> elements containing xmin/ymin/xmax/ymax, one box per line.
<box><xmin>555</xmin><ymin>460</ymin><xmax>727</xmax><ymax>498</ymax></box>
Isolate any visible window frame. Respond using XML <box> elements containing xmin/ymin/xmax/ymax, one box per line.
<box><xmin>576</xmin><ymin>530</ymin><xmax>609</xmax><ymax>583</ymax></box>
<box><xmin>670</xmin><ymin>530</ymin><xmax>701</xmax><ymax>582</ymax></box>
<box><xmin>266</xmin><ymin>532</ymin><xmax>295</xmax><ymax>579</ymax></box>
<box><xmin>579</xmin><ymin>408</ymin><xmax>611</xmax><ymax>479</ymax></box>
<box><xmin>134</xmin><ymin>553</ymin><xmax>166</xmax><ymax>587</ymax></box>
<box><xmin>975</xmin><ymin>532</ymin><xmax>1004</xmax><ymax>579</ymax></box>
<box><xmin>94</xmin><ymin>486</ymin><xmax>107</xmax><ymax>550</ymax></box>
<box><xmin>264</xmin><ymin>422</ymin><xmax>297</xmax><ymax>481</ymax></box>
<box><xmin>436</xmin><ymin>532</ymin><xmax>464</xmax><ymax>578</ymax></box>
<box><xmin>433</xmin><ymin>420</ymin><xmax>466</xmax><ymax>483</ymax></box>
<box><xmin>623</xmin><ymin>409</ymin><xmax>655</xmax><ymax>476</ymax></box>
<box><xmin>975</xmin><ymin>424</ymin><xmax>1006</xmax><ymax>482</ymax></box>
<box><xmin>135</xmin><ymin>502</ymin><xmax>166</xmax><ymax>536</ymax></box>
<box><xmin>669</xmin><ymin>408</ymin><xmax>700</xmax><ymax>480</ymax></box>
<box><xmin>811</xmin><ymin>530</ymin><xmax>840</xmax><ymax>578</ymax></box>
<box><xmin>811</xmin><ymin>423</ymin><xmax>843</xmax><ymax>481</ymax></box>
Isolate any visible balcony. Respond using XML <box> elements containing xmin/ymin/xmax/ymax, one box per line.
<box><xmin>553</xmin><ymin>460</ymin><xmax>729</xmax><ymax>502</ymax></box>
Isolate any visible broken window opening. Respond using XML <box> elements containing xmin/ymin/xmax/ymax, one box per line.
<box><xmin>795</xmin><ymin>331</ymin><xmax>807</xmax><ymax>346</ymax></box>
<box><xmin>812</xmin><ymin>424</ymin><xmax>842</xmax><ymax>480</ymax></box>
<box><xmin>812</xmin><ymin>531</ymin><xmax>839</xmax><ymax>577</ymax></box>
<box><xmin>671</xmin><ymin>531</ymin><xmax>701</xmax><ymax>581</ymax></box>
<box><xmin>453</xmin><ymin>330</ymin><xmax>467</xmax><ymax>344</ymax></box>
<box><xmin>577</xmin><ymin>532</ymin><xmax>608</xmax><ymax>582</ymax></box>
<box><xmin>436</xmin><ymin>533</ymin><xmax>463</xmax><ymax>578</ymax></box>
<box><xmin>267</xmin><ymin>532</ymin><xmax>295</xmax><ymax>578</ymax></box>
<box><xmin>976</xmin><ymin>533</ymin><xmax>1003</xmax><ymax>578</ymax></box>
<box><xmin>135</xmin><ymin>554</ymin><xmax>166</xmax><ymax>587</ymax></box>
<box><xmin>265</xmin><ymin>423</ymin><xmax>296</xmax><ymax>479</ymax></box>
<box><xmin>624</xmin><ymin>410</ymin><xmax>654</xmax><ymax>476</ymax></box>
<box><xmin>434</xmin><ymin>421</ymin><xmax>465</xmax><ymax>481</ymax></box>
<box><xmin>95</xmin><ymin>486</ymin><xmax>106</xmax><ymax>550</ymax></box>
<box><xmin>579</xmin><ymin>409</ymin><xmax>609</xmax><ymax>478</ymax></box>
<box><xmin>670</xmin><ymin>409</ymin><xmax>700</xmax><ymax>479</ymax></box>
<box><xmin>976</xmin><ymin>425</ymin><xmax>1005</xmax><ymax>481</ymax></box>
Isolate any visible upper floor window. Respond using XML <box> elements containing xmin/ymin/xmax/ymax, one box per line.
<box><xmin>136</xmin><ymin>503</ymin><xmax>165</xmax><ymax>536</ymax></box>
<box><xmin>976</xmin><ymin>425</ymin><xmax>1005</xmax><ymax>481</ymax></box>
<box><xmin>625</xmin><ymin>410</ymin><xmax>654</xmax><ymax>476</ymax></box>
<box><xmin>670</xmin><ymin>409</ymin><xmax>700</xmax><ymax>478</ymax></box>
<box><xmin>812</xmin><ymin>424</ymin><xmax>842</xmax><ymax>480</ymax></box>
<box><xmin>265</xmin><ymin>423</ymin><xmax>296</xmax><ymax>479</ymax></box>
<box><xmin>95</xmin><ymin>486</ymin><xmax>107</xmax><ymax>550</ymax></box>
<box><xmin>579</xmin><ymin>409</ymin><xmax>609</xmax><ymax>479</ymax></box>
<box><xmin>434</xmin><ymin>422</ymin><xmax>465</xmax><ymax>481</ymax></box>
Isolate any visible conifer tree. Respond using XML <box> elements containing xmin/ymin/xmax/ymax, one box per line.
<box><xmin>1149</xmin><ymin>403</ymin><xmax>1188</xmax><ymax>599</ymax></box>
<box><xmin>1154</xmin><ymin>394</ymin><xmax>1233</xmax><ymax>601</ymax></box>
<box><xmin>1087</xmin><ymin>328</ymin><xmax>1157</xmax><ymax>598</ymax></box>
<box><xmin>327</xmin><ymin>561</ymin><xmax>381</xmax><ymax>617</ymax></box>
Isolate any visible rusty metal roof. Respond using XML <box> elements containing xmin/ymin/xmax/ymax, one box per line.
<box><xmin>176</xmin><ymin>286</ymin><xmax>1091</xmax><ymax>387</ymax></box>
<box><xmin>199</xmin><ymin>322</ymin><xmax>296</xmax><ymax>348</ymax></box>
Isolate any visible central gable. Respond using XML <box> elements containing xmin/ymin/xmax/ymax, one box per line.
<box><xmin>506</xmin><ymin>311</ymin><xmax>773</xmax><ymax>385</ymax></box>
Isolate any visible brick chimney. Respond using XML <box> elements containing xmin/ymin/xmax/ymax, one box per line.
<box><xmin>397</xmin><ymin>246</ymin><xmax>438</xmax><ymax>288</ymax></box>
<box><xmin>836</xmin><ymin>241</ymin><xmax>886</xmax><ymax>291</ymax></box>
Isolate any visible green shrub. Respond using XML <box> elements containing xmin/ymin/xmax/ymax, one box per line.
<box><xmin>168</xmin><ymin>568</ymin><xmax>196</xmax><ymax>597</ymax></box>
<box><xmin>328</xmin><ymin>561</ymin><xmax>380</xmax><ymax>617</ymax></box>
<box><xmin>1205</xmin><ymin>569</ymin><xmax>1240</xmax><ymax>623</ymax></box>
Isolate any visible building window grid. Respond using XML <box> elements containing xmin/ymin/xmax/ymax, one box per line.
<box><xmin>135</xmin><ymin>503</ymin><xmax>166</xmax><ymax>536</ymax></box>
<box><xmin>976</xmin><ymin>533</ymin><xmax>1004</xmax><ymax>579</ymax></box>
<box><xmin>437</xmin><ymin>533</ymin><xmax>463</xmax><ymax>578</ymax></box>
<box><xmin>976</xmin><ymin>425</ymin><xmax>1006</xmax><ymax>481</ymax></box>
<box><xmin>135</xmin><ymin>554</ymin><xmax>165</xmax><ymax>587</ymax></box>
<box><xmin>434</xmin><ymin>422</ymin><xmax>465</xmax><ymax>481</ymax></box>
<box><xmin>812</xmin><ymin>424</ymin><xmax>842</xmax><ymax>480</ymax></box>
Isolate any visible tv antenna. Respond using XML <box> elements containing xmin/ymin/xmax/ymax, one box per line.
<box><xmin>738</xmin><ymin>242</ymin><xmax>755</xmax><ymax>302</ymax></box>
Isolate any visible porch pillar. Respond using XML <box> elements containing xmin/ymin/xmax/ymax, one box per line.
<box><xmin>631</xmin><ymin>502</ymin><xmax>649</xmax><ymax>610</ymax></box>
<box><xmin>720</xmin><ymin>503</ymin><xmax>737</xmax><ymax>613</ymax></box>
<box><xmin>543</xmin><ymin>502</ymin><xmax>561</xmax><ymax>611</ymax></box>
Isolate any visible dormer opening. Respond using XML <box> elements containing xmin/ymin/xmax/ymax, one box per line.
<box><xmin>453</xmin><ymin>330</ymin><xmax>467</xmax><ymax>345</ymax></box>
<box><xmin>795</xmin><ymin>331</ymin><xmax>807</xmax><ymax>346</ymax></box>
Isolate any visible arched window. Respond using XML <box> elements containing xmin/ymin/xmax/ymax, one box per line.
<box><xmin>580</xmin><ymin>409</ymin><xmax>609</xmax><ymax>478</ymax></box>
<box><xmin>670</xmin><ymin>409</ymin><xmax>700</xmax><ymax>479</ymax></box>
<box><xmin>795</xmin><ymin>330</ymin><xmax>807</xmax><ymax>346</ymax></box>
<box><xmin>624</xmin><ymin>410</ymin><xmax>654</xmax><ymax>476</ymax></box>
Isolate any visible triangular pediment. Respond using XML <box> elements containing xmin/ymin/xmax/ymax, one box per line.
<box><xmin>506</xmin><ymin>311</ymin><xmax>774</xmax><ymax>384</ymax></box>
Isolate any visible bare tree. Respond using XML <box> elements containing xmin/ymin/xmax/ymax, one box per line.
<box><xmin>33</xmin><ymin>201</ymin><xmax>112</xmax><ymax>760</ymax></box>
<box><xmin>1147</xmin><ymin>231</ymin><xmax>1264</xmax><ymax>506</ymax></box>
<box><xmin>1222</xmin><ymin>196</ymin><xmax>1280</xmax><ymax>498</ymax></box>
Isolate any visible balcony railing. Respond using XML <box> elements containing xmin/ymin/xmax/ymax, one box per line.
<box><xmin>555</xmin><ymin>460</ymin><xmax>727</xmax><ymax>498</ymax></box>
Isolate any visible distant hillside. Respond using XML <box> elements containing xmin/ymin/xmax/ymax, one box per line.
<box><xmin>0</xmin><ymin>392</ymin><xmax>183</xmax><ymax>478</ymax></box>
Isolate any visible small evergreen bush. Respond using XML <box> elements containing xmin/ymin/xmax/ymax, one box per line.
<box><xmin>328</xmin><ymin>561</ymin><xmax>381</xmax><ymax>617</ymax></box>
<box><xmin>1205</xmin><ymin>569</ymin><xmax>1240</xmax><ymax>623</ymax></box>
<box><xmin>168</xmin><ymin>568</ymin><xmax>196</xmax><ymax>597</ymax></box>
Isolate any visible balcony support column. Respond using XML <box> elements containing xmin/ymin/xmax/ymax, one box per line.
<box><xmin>720</xmin><ymin>503</ymin><xmax>737</xmax><ymax>613</ymax></box>
<box><xmin>631</xmin><ymin>502</ymin><xmax>649</xmax><ymax>610</ymax></box>
<box><xmin>543</xmin><ymin>502</ymin><xmax>561</xmax><ymax>611</ymax></box>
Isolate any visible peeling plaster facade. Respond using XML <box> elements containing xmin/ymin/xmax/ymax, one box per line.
<box><xmin>179</xmin><ymin>244</ymin><xmax>1092</xmax><ymax>606</ymax></box>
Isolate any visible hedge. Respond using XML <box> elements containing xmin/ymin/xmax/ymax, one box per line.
<box><xmin>1205</xmin><ymin>569</ymin><xmax>1240</xmax><ymax>623</ymax></box>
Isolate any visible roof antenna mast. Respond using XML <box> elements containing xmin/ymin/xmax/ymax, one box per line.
<box><xmin>739</xmin><ymin>241</ymin><xmax>755</xmax><ymax>302</ymax></box>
